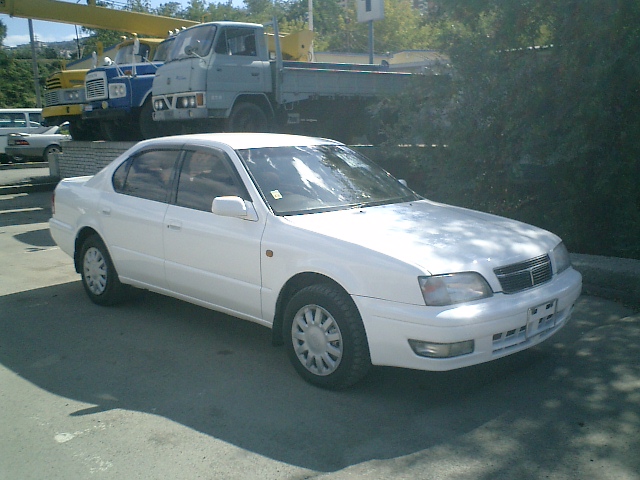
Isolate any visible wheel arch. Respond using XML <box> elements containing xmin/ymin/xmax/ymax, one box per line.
<box><xmin>232</xmin><ymin>93</ymin><xmax>274</xmax><ymax>118</ymax></box>
<box><xmin>271</xmin><ymin>272</ymin><xmax>355</xmax><ymax>346</ymax></box>
<box><xmin>73</xmin><ymin>226</ymin><xmax>101</xmax><ymax>273</ymax></box>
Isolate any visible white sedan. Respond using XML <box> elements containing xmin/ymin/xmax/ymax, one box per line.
<box><xmin>50</xmin><ymin>133</ymin><xmax>582</xmax><ymax>388</ymax></box>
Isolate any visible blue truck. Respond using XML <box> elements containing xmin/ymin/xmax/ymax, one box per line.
<box><xmin>83</xmin><ymin>36</ymin><xmax>175</xmax><ymax>141</ymax></box>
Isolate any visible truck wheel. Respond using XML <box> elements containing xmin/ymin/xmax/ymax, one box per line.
<box><xmin>139</xmin><ymin>99</ymin><xmax>158</xmax><ymax>139</ymax></box>
<box><xmin>79</xmin><ymin>235</ymin><xmax>127</xmax><ymax>306</ymax></box>
<box><xmin>43</xmin><ymin>145</ymin><xmax>61</xmax><ymax>163</ymax></box>
<box><xmin>69</xmin><ymin>120</ymin><xmax>100</xmax><ymax>141</ymax></box>
<box><xmin>100</xmin><ymin>121</ymin><xmax>140</xmax><ymax>141</ymax></box>
<box><xmin>226</xmin><ymin>102</ymin><xmax>270</xmax><ymax>132</ymax></box>
<box><xmin>284</xmin><ymin>284</ymin><xmax>371</xmax><ymax>389</ymax></box>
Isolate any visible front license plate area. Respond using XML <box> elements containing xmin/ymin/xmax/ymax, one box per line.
<box><xmin>527</xmin><ymin>299</ymin><xmax>558</xmax><ymax>338</ymax></box>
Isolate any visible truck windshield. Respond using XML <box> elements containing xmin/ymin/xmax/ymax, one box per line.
<box><xmin>170</xmin><ymin>24</ymin><xmax>217</xmax><ymax>61</ymax></box>
<box><xmin>238</xmin><ymin>145</ymin><xmax>420</xmax><ymax>215</ymax></box>
<box><xmin>114</xmin><ymin>43</ymin><xmax>151</xmax><ymax>64</ymax></box>
<box><xmin>153</xmin><ymin>38</ymin><xmax>176</xmax><ymax>62</ymax></box>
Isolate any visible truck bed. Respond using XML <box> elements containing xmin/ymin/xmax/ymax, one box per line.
<box><xmin>276</xmin><ymin>61</ymin><xmax>413</xmax><ymax>104</ymax></box>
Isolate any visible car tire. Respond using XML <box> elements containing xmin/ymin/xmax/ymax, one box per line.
<box><xmin>226</xmin><ymin>102</ymin><xmax>270</xmax><ymax>133</ymax></box>
<box><xmin>284</xmin><ymin>284</ymin><xmax>371</xmax><ymax>389</ymax></box>
<box><xmin>79</xmin><ymin>235</ymin><xmax>127</xmax><ymax>306</ymax></box>
<box><xmin>43</xmin><ymin>145</ymin><xmax>61</xmax><ymax>163</ymax></box>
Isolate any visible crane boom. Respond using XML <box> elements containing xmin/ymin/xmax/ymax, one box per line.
<box><xmin>0</xmin><ymin>0</ymin><xmax>198</xmax><ymax>37</ymax></box>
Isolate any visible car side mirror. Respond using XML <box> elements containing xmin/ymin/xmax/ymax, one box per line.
<box><xmin>212</xmin><ymin>196</ymin><xmax>258</xmax><ymax>221</ymax></box>
<box><xmin>184</xmin><ymin>45</ymin><xmax>195</xmax><ymax>56</ymax></box>
<box><xmin>399</xmin><ymin>179</ymin><xmax>408</xmax><ymax>187</ymax></box>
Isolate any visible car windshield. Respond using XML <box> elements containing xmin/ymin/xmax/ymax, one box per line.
<box><xmin>238</xmin><ymin>145</ymin><xmax>420</xmax><ymax>215</ymax></box>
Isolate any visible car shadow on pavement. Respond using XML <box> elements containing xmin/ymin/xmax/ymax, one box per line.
<box><xmin>13</xmin><ymin>228</ymin><xmax>56</xmax><ymax>249</ymax></box>
<box><xmin>0</xmin><ymin>283</ymin><xmax>638</xmax><ymax>475</ymax></box>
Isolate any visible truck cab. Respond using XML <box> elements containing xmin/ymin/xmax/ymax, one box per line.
<box><xmin>84</xmin><ymin>37</ymin><xmax>173</xmax><ymax>141</ymax></box>
<box><xmin>152</xmin><ymin>22</ymin><xmax>272</xmax><ymax>132</ymax></box>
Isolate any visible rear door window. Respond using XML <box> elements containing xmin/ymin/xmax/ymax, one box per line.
<box><xmin>113</xmin><ymin>149</ymin><xmax>180</xmax><ymax>203</ymax></box>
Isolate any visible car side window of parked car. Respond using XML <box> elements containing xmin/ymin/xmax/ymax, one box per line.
<box><xmin>112</xmin><ymin>149</ymin><xmax>180</xmax><ymax>203</ymax></box>
<box><xmin>175</xmin><ymin>149</ymin><xmax>248</xmax><ymax>212</ymax></box>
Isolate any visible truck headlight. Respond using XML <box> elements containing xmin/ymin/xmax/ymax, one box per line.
<box><xmin>552</xmin><ymin>242</ymin><xmax>571</xmax><ymax>274</ymax></box>
<box><xmin>109</xmin><ymin>83</ymin><xmax>127</xmax><ymax>99</ymax></box>
<box><xmin>419</xmin><ymin>273</ymin><xmax>493</xmax><ymax>306</ymax></box>
<box><xmin>64</xmin><ymin>90</ymin><xmax>80</xmax><ymax>101</ymax></box>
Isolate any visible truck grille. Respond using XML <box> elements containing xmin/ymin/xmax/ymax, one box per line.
<box><xmin>86</xmin><ymin>78</ymin><xmax>107</xmax><ymax>101</ymax></box>
<box><xmin>44</xmin><ymin>90</ymin><xmax>61</xmax><ymax>106</ymax></box>
<box><xmin>494</xmin><ymin>254</ymin><xmax>552</xmax><ymax>294</ymax></box>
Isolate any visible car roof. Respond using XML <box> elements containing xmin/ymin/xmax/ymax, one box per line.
<box><xmin>137</xmin><ymin>133</ymin><xmax>342</xmax><ymax>151</ymax></box>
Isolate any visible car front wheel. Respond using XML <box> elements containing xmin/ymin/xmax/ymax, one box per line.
<box><xmin>284</xmin><ymin>284</ymin><xmax>371</xmax><ymax>389</ymax></box>
<box><xmin>80</xmin><ymin>235</ymin><xmax>126</xmax><ymax>305</ymax></box>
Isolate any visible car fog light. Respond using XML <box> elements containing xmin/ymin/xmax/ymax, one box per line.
<box><xmin>409</xmin><ymin>339</ymin><xmax>474</xmax><ymax>358</ymax></box>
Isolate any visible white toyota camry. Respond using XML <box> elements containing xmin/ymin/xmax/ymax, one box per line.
<box><xmin>50</xmin><ymin>133</ymin><xmax>582</xmax><ymax>388</ymax></box>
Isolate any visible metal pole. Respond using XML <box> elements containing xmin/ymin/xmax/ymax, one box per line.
<box><xmin>308</xmin><ymin>0</ymin><xmax>314</xmax><ymax>61</ymax></box>
<box><xmin>28</xmin><ymin>19</ymin><xmax>43</xmax><ymax>108</ymax></box>
<box><xmin>368</xmin><ymin>20</ymin><xmax>374</xmax><ymax>64</ymax></box>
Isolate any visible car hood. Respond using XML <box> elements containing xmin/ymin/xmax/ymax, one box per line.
<box><xmin>283</xmin><ymin>199</ymin><xmax>560</xmax><ymax>275</ymax></box>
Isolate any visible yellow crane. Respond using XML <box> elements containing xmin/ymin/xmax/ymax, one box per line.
<box><xmin>0</xmin><ymin>0</ymin><xmax>199</xmax><ymax>138</ymax></box>
<box><xmin>0</xmin><ymin>0</ymin><xmax>199</xmax><ymax>37</ymax></box>
<box><xmin>0</xmin><ymin>0</ymin><xmax>312</xmax><ymax>139</ymax></box>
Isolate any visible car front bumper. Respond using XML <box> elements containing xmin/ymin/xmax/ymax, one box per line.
<box><xmin>353</xmin><ymin>268</ymin><xmax>582</xmax><ymax>371</ymax></box>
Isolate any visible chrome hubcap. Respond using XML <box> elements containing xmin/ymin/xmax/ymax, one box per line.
<box><xmin>291</xmin><ymin>304</ymin><xmax>343</xmax><ymax>376</ymax></box>
<box><xmin>83</xmin><ymin>247</ymin><xmax>107</xmax><ymax>295</ymax></box>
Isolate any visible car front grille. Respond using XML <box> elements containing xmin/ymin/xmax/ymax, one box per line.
<box><xmin>494</xmin><ymin>254</ymin><xmax>553</xmax><ymax>294</ymax></box>
<box><xmin>86</xmin><ymin>78</ymin><xmax>107</xmax><ymax>101</ymax></box>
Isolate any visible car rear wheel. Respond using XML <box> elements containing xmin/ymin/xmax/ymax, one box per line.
<box><xmin>80</xmin><ymin>235</ymin><xmax>127</xmax><ymax>306</ymax></box>
<box><xmin>284</xmin><ymin>284</ymin><xmax>371</xmax><ymax>389</ymax></box>
<box><xmin>43</xmin><ymin>145</ymin><xmax>61</xmax><ymax>163</ymax></box>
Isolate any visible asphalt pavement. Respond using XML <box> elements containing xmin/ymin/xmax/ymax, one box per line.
<box><xmin>1</xmin><ymin>165</ymin><xmax>638</xmax><ymax>479</ymax></box>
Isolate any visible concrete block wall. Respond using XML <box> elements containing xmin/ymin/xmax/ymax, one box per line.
<box><xmin>54</xmin><ymin>140</ymin><xmax>136</xmax><ymax>179</ymax></box>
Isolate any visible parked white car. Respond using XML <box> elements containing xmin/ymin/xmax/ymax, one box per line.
<box><xmin>49</xmin><ymin>133</ymin><xmax>582</xmax><ymax>388</ymax></box>
<box><xmin>5</xmin><ymin>122</ymin><xmax>71</xmax><ymax>163</ymax></box>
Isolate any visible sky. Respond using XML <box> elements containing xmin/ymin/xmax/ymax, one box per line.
<box><xmin>1</xmin><ymin>0</ymin><xmax>245</xmax><ymax>47</ymax></box>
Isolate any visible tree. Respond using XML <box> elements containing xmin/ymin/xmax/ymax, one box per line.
<box><xmin>381</xmin><ymin>0</ymin><xmax>640</xmax><ymax>258</ymax></box>
<box><xmin>0</xmin><ymin>18</ymin><xmax>6</xmax><ymax>47</ymax></box>
<box><xmin>316</xmin><ymin>0</ymin><xmax>437</xmax><ymax>53</ymax></box>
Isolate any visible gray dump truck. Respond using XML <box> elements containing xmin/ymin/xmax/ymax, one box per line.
<box><xmin>152</xmin><ymin>21</ymin><xmax>415</xmax><ymax>142</ymax></box>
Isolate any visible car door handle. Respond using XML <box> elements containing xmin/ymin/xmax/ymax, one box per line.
<box><xmin>166</xmin><ymin>221</ymin><xmax>182</xmax><ymax>231</ymax></box>
<box><xmin>101</xmin><ymin>207</ymin><xmax>111</xmax><ymax>216</ymax></box>
<box><xmin>251</xmin><ymin>72</ymin><xmax>260</xmax><ymax>77</ymax></box>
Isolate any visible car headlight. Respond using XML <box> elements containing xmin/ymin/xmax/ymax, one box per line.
<box><xmin>552</xmin><ymin>242</ymin><xmax>571</xmax><ymax>274</ymax></box>
<box><xmin>419</xmin><ymin>273</ymin><xmax>493</xmax><ymax>306</ymax></box>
